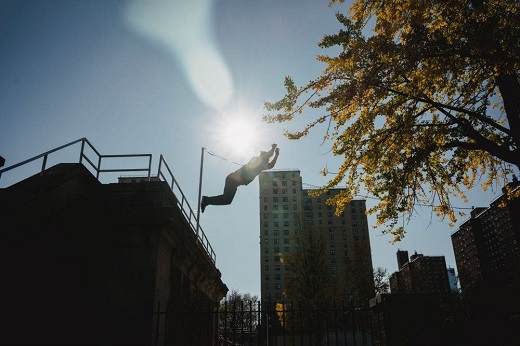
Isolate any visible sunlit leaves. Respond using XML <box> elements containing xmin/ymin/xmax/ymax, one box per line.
<box><xmin>264</xmin><ymin>0</ymin><xmax>519</xmax><ymax>241</ymax></box>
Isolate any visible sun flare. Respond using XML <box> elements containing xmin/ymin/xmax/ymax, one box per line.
<box><xmin>222</xmin><ymin>118</ymin><xmax>256</xmax><ymax>157</ymax></box>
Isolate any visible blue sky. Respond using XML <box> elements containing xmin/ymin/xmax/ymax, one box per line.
<box><xmin>0</xmin><ymin>0</ymin><xmax>512</xmax><ymax>297</ymax></box>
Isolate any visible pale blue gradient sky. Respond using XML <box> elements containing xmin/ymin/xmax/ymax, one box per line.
<box><xmin>0</xmin><ymin>0</ymin><xmax>512</xmax><ymax>297</ymax></box>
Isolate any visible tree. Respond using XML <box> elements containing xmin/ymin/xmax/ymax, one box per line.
<box><xmin>373</xmin><ymin>267</ymin><xmax>390</xmax><ymax>295</ymax></box>
<box><xmin>219</xmin><ymin>290</ymin><xmax>259</xmax><ymax>339</ymax></box>
<box><xmin>281</xmin><ymin>230</ymin><xmax>338</xmax><ymax>302</ymax></box>
<box><xmin>264</xmin><ymin>0</ymin><xmax>520</xmax><ymax>241</ymax></box>
<box><xmin>281</xmin><ymin>229</ymin><xmax>339</xmax><ymax>345</ymax></box>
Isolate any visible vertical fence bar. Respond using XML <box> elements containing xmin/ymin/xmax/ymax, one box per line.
<box><xmin>249</xmin><ymin>300</ymin><xmax>253</xmax><ymax>345</ymax></box>
<box><xmin>223</xmin><ymin>301</ymin><xmax>228</xmax><ymax>346</ymax></box>
<box><xmin>325</xmin><ymin>301</ymin><xmax>330</xmax><ymax>346</ymax></box>
<box><xmin>288</xmin><ymin>302</ymin><xmax>294</xmax><ymax>346</ymax></box>
<box><xmin>282</xmin><ymin>302</ymin><xmax>286</xmax><ymax>346</ymax></box>
<box><xmin>334</xmin><ymin>300</ymin><xmax>339</xmax><ymax>346</ymax></box>
<box><xmin>233</xmin><ymin>301</ymin><xmax>237</xmax><ymax>346</ymax></box>
<box><xmin>352</xmin><ymin>301</ymin><xmax>357</xmax><ymax>346</ymax></box>
<box><xmin>342</xmin><ymin>300</ymin><xmax>347</xmax><ymax>346</ymax></box>
<box><xmin>240</xmin><ymin>300</ymin><xmax>244</xmax><ymax>345</ymax></box>
<box><xmin>155</xmin><ymin>302</ymin><xmax>161</xmax><ymax>346</ymax></box>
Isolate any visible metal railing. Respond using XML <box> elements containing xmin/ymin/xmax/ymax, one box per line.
<box><xmin>157</xmin><ymin>154</ymin><xmax>215</xmax><ymax>262</ymax></box>
<box><xmin>0</xmin><ymin>138</ymin><xmax>215</xmax><ymax>263</ymax></box>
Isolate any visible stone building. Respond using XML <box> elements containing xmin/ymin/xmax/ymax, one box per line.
<box><xmin>0</xmin><ymin>163</ymin><xmax>227</xmax><ymax>345</ymax></box>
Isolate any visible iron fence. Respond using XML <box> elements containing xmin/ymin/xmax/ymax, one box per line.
<box><xmin>153</xmin><ymin>300</ymin><xmax>372</xmax><ymax>346</ymax></box>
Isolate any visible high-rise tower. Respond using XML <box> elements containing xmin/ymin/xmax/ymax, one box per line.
<box><xmin>259</xmin><ymin>170</ymin><xmax>374</xmax><ymax>302</ymax></box>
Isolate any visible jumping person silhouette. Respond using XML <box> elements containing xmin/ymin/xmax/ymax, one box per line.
<box><xmin>201</xmin><ymin>144</ymin><xmax>279</xmax><ymax>213</ymax></box>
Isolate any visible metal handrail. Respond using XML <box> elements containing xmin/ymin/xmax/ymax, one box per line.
<box><xmin>157</xmin><ymin>155</ymin><xmax>216</xmax><ymax>263</ymax></box>
<box><xmin>0</xmin><ymin>138</ymin><xmax>215</xmax><ymax>264</ymax></box>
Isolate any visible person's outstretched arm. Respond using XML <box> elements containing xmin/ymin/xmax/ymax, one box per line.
<box><xmin>266</xmin><ymin>147</ymin><xmax>279</xmax><ymax>169</ymax></box>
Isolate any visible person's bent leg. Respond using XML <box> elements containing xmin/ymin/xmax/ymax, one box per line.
<box><xmin>204</xmin><ymin>174</ymin><xmax>239</xmax><ymax>206</ymax></box>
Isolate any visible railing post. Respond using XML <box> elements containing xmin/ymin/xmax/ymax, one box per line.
<box><xmin>96</xmin><ymin>156</ymin><xmax>101</xmax><ymax>179</ymax></box>
<box><xmin>79</xmin><ymin>139</ymin><xmax>85</xmax><ymax>164</ymax></box>
<box><xmin>40</xmin><ymin>154</ymin><xmax>48</xmax><ymax>175</ymax></box>
<box><xmin>147</xmin><ymin>155</ymin><xmax>152</xmax><ymax>178</ymax></box>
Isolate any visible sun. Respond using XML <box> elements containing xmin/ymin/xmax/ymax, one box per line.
<box><xmin>222</xmin><ymin>117</ymin><xmax>256</xmax><ymax>157</ymax></box>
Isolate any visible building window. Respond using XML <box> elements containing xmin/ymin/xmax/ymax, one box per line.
<box><xmin>283</xmin><ymin>213</ymin><xmax>289</xmax><ymax>218</ymax></box>
<box><xmin>265</xmin><ymin>284</ymin><xmax>270</xmax><ymax>289</ymax></box>
<box><xmin>274</xmin><ymin>239</ymin><xmax>280</xmax><ymax>244</ymax></box>
<box><xmin>282</xmin><ymin>181</ymin><xmax>288</xmax><ymax>186</ymax></box>
<box><xmin>274</xmin><ymin>247</ymin><xmax>280</xmax><ymax>253</ymax></box>
<box><xmin>273</xmin><ymin>214</ymin><xmax>279</xmax><ymax>219</ymax></box>
<box><xmin>264</xmin><ymin>247</ymin><xmax>269</xmax><ymax>253</ymax></box>
<box><xmin>273</xmin><ymin>205</ymin><xmax>279</xmax><ymax>210</ymax></box>
<box><xmin>264</xmin><ymin>214</ymin><xmax>268</xmax><ymax>219</ymax></box>
<box><xmin>275</xmin><ymin>265</ymin><xmax>281</xmax><ymax>271</ymax></box>
<box><xmin>264</xmin><ymin>197</ymin><xmax>267</xmax><ymax>202</ymax></box>
<box><xmin>273</xmin><ymin>221</ymin><xmax>279</xmax><ymax>227</ymax></box>
<box><xmin>264</xmin><ymin>239</ymin><xmax>269</xmax><ymax>244</ymax></box>
<box><xmin>282</xmin><ymin>173</ymin><xmax>287</xmax><ymax>178</ymax></box>
<box><xmin>265</xmin><ymin>274</ymin><xmax>270</xmax><ymax>281</ymax></box>
<box><xmin>264</xmin><ymin>230</ymin><xmax>268</xmax><ymax>236</ymax></box>
<box><xmin>263</xmin><ymin>189</ymin><xmax>267</xmax><ymax>195</ymax></box>
<box><xmin>283</xmin><ymin>197</ymin><xmax>288</xmax><ymax>202</ymax></box>
<box><xmin>273</xmin><ymin>189</ymin><xmax>278</xmax><ymax>194</ymax></box>
<box><xmin>284</xmin><ymin>229</ymin><xmax>290</xmax><ymax>235</ymax></box>
<box><xmin>293</xmin><ymin>205</ymin><xmax>298</xmax><ymax>210</ymax></box>
<box><xmin>283</xmin><ymin>221</ymin><xmax>289</xmax><ymax>227</ymax></box>
<box><xmin>275</xmin><ymin>293</ymin><xmax>282</xmax><ymax>299</ymax></box>
<box><xmin>264</xmin><ymin>205</ymin><xmax>268</xmax><ymax>210</ymax></box>
<box><xmin>330</xmin><ymin>250</ymin><xmax>336</xmax><ymax>256</ymax></box>
<box><xmin>273</xmin><ymin>197</ymin><xmax>278</xmax><ymax>202</ymax></box>
<box><xmin>283</xmin><ymin>205</ymin><xmax>289</xmax><ymax>210</ymax></box>
<box><xmin>282</xmin><ymin>189</ymin><xmax>287</xmax><ymax>194</ymax></box>
<box><xmin>273</xmin><ymin>230</ymin><xmax>279</xmax><ymax>235</ymax></box>
<box><xmin>275</xmin><ymin>274</ymin><xmax>281</xmax><ymax>280</ymax></box>
<box><xmin>273</xmin><ymin>181</ymin><xmax>278</xmax><ymax>186</ymax></box>
<box><xmin>265</xmin><ymin>265</ymin><xmax>269</xmax><ymax>271</ymax></box>
<box><xmin>284</xmin><ymin>247</ymin><xmax>290</xmax><ymax>252</ymax></box>
<box><xmin>264</xmin><ymin>221</ymin><xmax>268</xmax><ymax>227</ymax></box>
<box><xmin>284</xmin><ymin>238</ymin><xmax>290</xmax><ymax>244</ymax></box>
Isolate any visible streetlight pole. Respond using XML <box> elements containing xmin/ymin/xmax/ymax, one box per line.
<box><xmin>196</xmin><ymin>147</ymin><xmax>205</xmax><ymax>237</ymax></box>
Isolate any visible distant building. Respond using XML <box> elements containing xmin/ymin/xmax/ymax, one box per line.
<box><xmin>451</xmin><ymin>179</ymin><xmax>520</xmax><ymax>315</ymax></box>
<box><xmin>259</xmin><ymin>170</ymin><xmax>374</xmax><ymax>303</ymax></box>
<box><xmin>389</xmin><ymin>250</ymin><xmax>451</xmax><ymax>299</ymax></box>
<box><xmin>397</xmin><ymin>249</ymin><xmax>409</xmax><ymax>270</ymax></box>
<box><xmin>447</xmin><ymin>267</ymin><xmax>459</xmax><ymax>294</ymax></box>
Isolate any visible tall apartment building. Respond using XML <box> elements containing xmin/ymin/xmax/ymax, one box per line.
<box><xmin>389</xmin><ymin>250</ymin><xmax>451</xmax><ymax>299</ymax></box>
<box><xmin>259</xmin><ymin>169</ymin><xmax>374</xmax><ymax>302</ymax></box>
<box><xmin>451</xmin><ymin>180</ymin><xmax>520</xmax><ymax>312</ymax></box>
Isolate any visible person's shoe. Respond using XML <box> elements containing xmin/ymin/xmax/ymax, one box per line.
<box><xmin>201</xmin><ymin>196</ymin><xmax>208</xmax><ymax>213</ymax></box>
